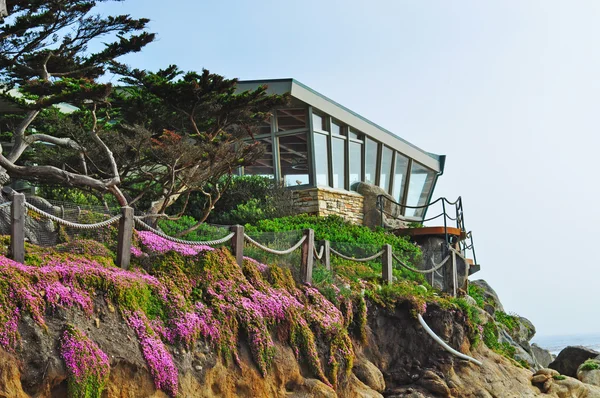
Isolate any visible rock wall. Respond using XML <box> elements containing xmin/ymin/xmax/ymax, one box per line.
<box><xmin>291</xmin><ymin>187</ymin><xmax>364</xmax><ymax>225</ymax></box>
<box><xmin>0</xmin><ymin>298</ymin><xmax>570</xmax><ymax>398</ymax></box>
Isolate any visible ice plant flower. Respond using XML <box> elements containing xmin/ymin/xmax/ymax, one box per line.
<box><xmin>60</xmin><ymin>325</ymin><xmax>110</xmax><ymax>398</ymax></box>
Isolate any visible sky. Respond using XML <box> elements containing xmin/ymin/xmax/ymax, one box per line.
<box><xmin>95</xmin><ymin>0</ymin><xmax>600</xmax><ymax>336</ymax></box>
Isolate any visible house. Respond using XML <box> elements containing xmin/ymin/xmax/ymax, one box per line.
<box><xmin>236</xmin><ymin>79</ymin><xmax>445</xmax><ymax>225</ymax></box>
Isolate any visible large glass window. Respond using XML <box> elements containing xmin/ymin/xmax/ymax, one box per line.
<box><xmin>277</xmin><ymin>108</ymin><xmax>307</xmax><ymax>132</ymax></box>
<box><xmin>314</xmin><ymin>133</ymin><xmax>329</xmax><ymax>185</ymax></box>
<box><xmin>278</xmin><ymin>133</ymin><xmax>309</xmax><ymax>186</ymax></box>
<box><xmin>349</xmin><ymin>141</ymin><xmax>362</xmax><ymax>188</ymax></box>
<box><xmin>244</xmin><ymin>138</ymin><xmax>274</xmax><ymax>177</ymax></box>
<box><xmin>331</xmin><ymin>137</ymin><xmax>345</xmax><ymax>189</ymax></box>
<box><xmin>379</xmin><ymin>146</ymin><xmax>393</xmax><ymax>192</ymax></box>
<box><xmin>405</xmin><ymin>162</ymin><xmax>436</xmax><ymax>218</ymax></box>
<box><xmin>365</xmin><ymin>138</ymin><xmax>378</xmax><ymax>184</ymax></box>
<box><xmin>392</xmin><ymin>153</ymin><xmax>409</xmax><ymax>202</ymax></box>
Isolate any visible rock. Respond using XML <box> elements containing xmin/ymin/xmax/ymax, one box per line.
<box><xmin>531</xmin><ymin>343</ymin><xmax>554</xmax><ymax>368</ymax></box>
<box><xmin>354</xmin><ymin>182</ymin><xmax>408</xmax><ymax>229</ymax></box>
<box><xmin>417</xmin><ymin>370</ymin><xmax>451</xmax><ymax>398</ymax></box>
<box><xmin>464</xmin><ymin>295</ymin><xmax>478</xmax><ymax>307</ymax></box>
<box><xmin>353</xmin><ymin>357</ymin><xmax>385</xmax><ymax>393</ymax></box>
<box><xmin>577</xmin><ymin>358</ymin><xmax>600</xmax><ymax>386</ymax></box>
<box><xmin>549</xmin><ymin>346</ymin><xmax>600</xmax><ymax>377</ymax></box>
<box><xmin>94</xmin><ymin>318</ymin><xmax>100</xmax><ymax>328</ymax></box>
<box><xmin>470</xmin><ymin>279</ymin><xmax>504</xmax><ymax>315</ymax></box>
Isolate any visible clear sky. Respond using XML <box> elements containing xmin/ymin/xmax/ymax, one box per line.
<box><xmin>97</xmin><ymin>0</ymin><xmax>600</xmax><ymax>336</ymax></box>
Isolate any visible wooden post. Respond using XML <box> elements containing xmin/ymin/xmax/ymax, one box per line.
<box><xmin>321</xmin><ymin>240</ymin><xmax>331</xmax><ymax>271</ymax></box>
<box><xmin>300</xmin><ymin>228</ymin><xmax>315</xmax><ymax>284</ymax></box>
<box><xmin>116</xmin><ymin>206</ymin><xmax>134</xmax><ymax>269</ymax></box>
<box><xmin>381</xmin><ymin>244</ymin><xmax>393</xmax><ymax>285</ymax></box>
<box><xmin>230</xmin><ymin>225</ymin><xmax>244</xmax><ymax>266</ymax></box>
<box><xmin>10</xmin><ymin>193</ymin><xmax>25</xmax><ymax>264</ymax></box>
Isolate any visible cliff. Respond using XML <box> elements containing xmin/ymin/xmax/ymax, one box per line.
<box><xmin>0</xmin><ymin>234</ymin><xmax>596</xmax><ymax>397</ymax></box>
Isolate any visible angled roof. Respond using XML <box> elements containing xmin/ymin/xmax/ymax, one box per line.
<box><xmin>236</xmin><ymin>78</ymin><xmax>444</xmax><ymax>172</ymax></box>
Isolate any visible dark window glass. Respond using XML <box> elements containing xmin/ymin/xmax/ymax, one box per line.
<box><xmin>278</xmin><ymin>133</ymin><xmax>309</xmax><ymax>186</ymax></box>
<box><xmin>244</xmin><ymin>138</ymin><xmax>274</xmax><ymax>177</ymax></box>
<box><xmin>277</xmin><ymin>108</ymin><xmax>307</xmax><ymax>132</ymax></box>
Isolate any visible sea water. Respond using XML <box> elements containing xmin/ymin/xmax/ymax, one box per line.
<box><xmin>533</xmin><ymin>334</ymin><xmax>600</xmax><ymax>356</ymax></box>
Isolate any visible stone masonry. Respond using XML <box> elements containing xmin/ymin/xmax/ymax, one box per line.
<box><xmin>291</xmin><ymin>187</ymin><xmax>364</xmax><ymax>225</ymax></box>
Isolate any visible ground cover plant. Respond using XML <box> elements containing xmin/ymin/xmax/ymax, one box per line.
<box><xmin>0</xmin><ymin>216</ymin><xmax>496</xmax><ymax>397</ymax></box>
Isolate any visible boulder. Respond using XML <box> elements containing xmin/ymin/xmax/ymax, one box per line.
<box><xmin>353</xmin><ymin>357</ymin><xmax>385</xmax><ymax>393</ymax></box>
<box><xmin>354</xmin><ymin>182</ymin><xmax>408</xmax><ymax>229</ymax></box>
<box><xmin>549</xmin><ymin>346</ymin><xmax>600</xmax><ymax>377</ymax></box>
<box><xmin>470</xmin><ymin>280</ymin><xmax>504</xmax><ymax>315</ymax></box>
<box><xmin>577</xmin><ymin>358</ymin><xmax>600</xmax><ymax>387</ymax></box>
<box><xmin>531</xmin><ymin>344</ymin><xmax>554</xmax><ymax>368</ymax></box>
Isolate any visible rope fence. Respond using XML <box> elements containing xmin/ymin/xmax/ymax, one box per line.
<box><xmin>134</xmin><ymin>218</ymin><xmax>235</xmax><ymax>246</ymax></box>
<box><xmin>2</xmin><ymin>193</ymin><xmax>464</xmax><ymax>296</ymax></box>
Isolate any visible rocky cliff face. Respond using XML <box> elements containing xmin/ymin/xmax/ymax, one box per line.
<box><xmin>0</xmin><ymin>296</ymin><xmax>586</xmax><ymax>398</ymax></box>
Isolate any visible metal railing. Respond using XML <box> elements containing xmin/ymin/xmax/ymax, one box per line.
<box><xmin>376</xmin><ymin>194</ymin><xmax>477</xmax><ymax>265</ymax></box>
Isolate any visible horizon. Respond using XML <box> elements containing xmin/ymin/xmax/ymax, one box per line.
<box><xmin>92</xmin><ymin>0</ymin><xmax>600</xmax><ymax>336</ymax></box>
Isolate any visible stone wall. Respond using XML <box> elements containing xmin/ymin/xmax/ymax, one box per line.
<box><xmin>291</xmin><ymin>187</ymin><xmax>364</xmax><ymax>225</ymax></box>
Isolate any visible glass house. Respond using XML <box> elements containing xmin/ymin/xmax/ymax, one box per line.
<box><xmin>236</xmin><ymin>79</ymin><xmax>445</xmax><ymax>221</ymax></box>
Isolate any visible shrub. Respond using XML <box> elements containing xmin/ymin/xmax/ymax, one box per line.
<box><xmin>157</xmin><ymin>216</ymin><xmax>229</xmax><ymax>242</ymax></box>
<box><xmin>495</xmin><ymin>311</ymin><xmax>519</xmax><ymax>332</ymax></box>
<box><xmin>581</xmin><ymin>359</ymin><xmax>600</xmax><ymax>371</ymax></box>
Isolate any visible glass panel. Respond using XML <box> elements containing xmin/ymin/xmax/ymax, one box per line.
<box><xmin>277</xmin><ymin>108</ymin><xmax>307</xmax><ymax>132</ymax></box>
<box><xmin>254</xmin><ymin>117</ymin><xmax>271</xmax><ymax>136</ymax></box>
<box><xmin>244</xmin><ymin>138</ymin><xmax>274</xmax><ymax>177</ymax></box>
<box><xmin>312</xmin><ymin>113</ymin><xmax>325</xmax><ymax>132</ymax></box>
<box><xmin>331</xmin><ymin>121</ymin><xmax>342</xmax><ymax>136</ymax></box>
<box><xmin>314</xmin><ymin>133</ymin><xmax>329</xmax><ymax>186</ymax></box>
<box><xmin>348</xmin><ymin>128</ymin><xmax>362</xmax><ymax>140</ymax></box>
<box><xmin>364</xmin><ymin>138</ymin><xmax>378</xmax><ymax>184</ymax></box>
<box><xmin>349</xmin><ymin>141</ymin><xmax>362</xmax><ymax>188</ymax></box>
<box><xmin>278</xmin><ymin>133</ymin><xmax>309</xmax><ymax>186</ymax></box>
<box><xmin>379</xmin><ymin>146</ymin><xmax>393</xmax><ymax>192</ymax></box>
<box><xmin>331</xmin><ymin>137</ymin><xmax>345</xmax><ymax>189</ymax></box>
<box><xmin>392</xmin><ymin>153</ymin><xmax>409</xmax><ymax>202</ymax></box>
<box><xmin>405</xmin><ymin>162</ymin><xmax>436</xmax><ymax>218</ymax></box>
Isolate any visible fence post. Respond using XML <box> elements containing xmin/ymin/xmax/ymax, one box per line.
<box><xmin>116</xmin><ymin>206</ymin><xmax>134</xmax><ymax>269</ymax></box>
<box><xmin>381</xmin><ymin>244</ymin><xmax>393</xmax><ymax>285</ymax></box>
<box><xmin>300</xmin><ymin>228</ymin><xmax>314</xmax><ymax>284</ymax></box>
<box><xmin>322</xmin><ymin>240</ymin><xmax>331</xmax><ymax>271</ymax></box>
<box><xmin>10</xmin><ymin>193</ymin><xmax>25</xmax><ymax>264</ymax></box>
<box><xmin>230</xmin><ymin>225</ymin><xmax>244</xmax><ymax>266</ymax></box>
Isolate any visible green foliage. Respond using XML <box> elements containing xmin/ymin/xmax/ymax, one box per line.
<box><xmin>467</xmin><ymin>284</ymin><xmax>486</xmax><ymax>308</ymax></box>
<box><xmin>494</xmin><ymin>311</ymin><xmax>519</xmax><ymax>332</ymax></box>
<box><xmin>553</xmin><ymin>374</ymin><xmax>566</xmax><ymax>380</ymax></box>
<box><xmin>157</xmin><ymin>216</ymin><xmax>228</xmax><ymax>242</ymax></box>
<box><xmin>246</xmin><ymin>214</ymin><xmax>422</xmax><ymax>266</ymax></box>
<box><xmin>580</xmin><ymin>359</ymin><xmax>600</xmax><ymax>371</ymax></box>
<box><xmin>205</xmin><ymin>175</ymin><xmax>294</xmax><ymax>225</ymax></box>
<box><xmin>34</xmin><ymin>187</ymin><xmax>118</xmax><ymax>208</ymax></box>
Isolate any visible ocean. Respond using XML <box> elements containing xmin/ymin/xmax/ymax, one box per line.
<box><xmin>532</xmin><ymin>334</ymin><xmax>600</xmax><ymax>356</ymax></box>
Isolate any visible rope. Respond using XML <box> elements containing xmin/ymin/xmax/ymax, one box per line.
<box><xmin>313</xmin><ymin>245</ymin><xmax>324</xmax><ymax>260</ymax></box>
<box><xmin>244</xmin><ymin>233</ymin><xmax>306</xmax><ymax>255</ymax></box>
<box><xmin>393</xmin><ymin>253</ymin><xmax>450</xmax><ymax>274</ymax></box>
<box><xmin>329</xmin><ymin>248</ymin><xmax>384</xmax><ymax>262</ymax></box>
<box><xmin>134</xmin><ymin>218</ymin><xmax>234</xmax><ymax>246</ymax></box>
<box><xmin>418</xmin><ymin>314</ymin><xmax>482</xmax><ymax>366</ymax></box>
<box><xmin>24</xmin><ymin>201</ymin><xmax>122</xmax><ymax>229</ymax></box>
<box><xmin>0</xmin><ymin>201</ymin><xmax>12</xmax><ymax>209</ymax></box>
